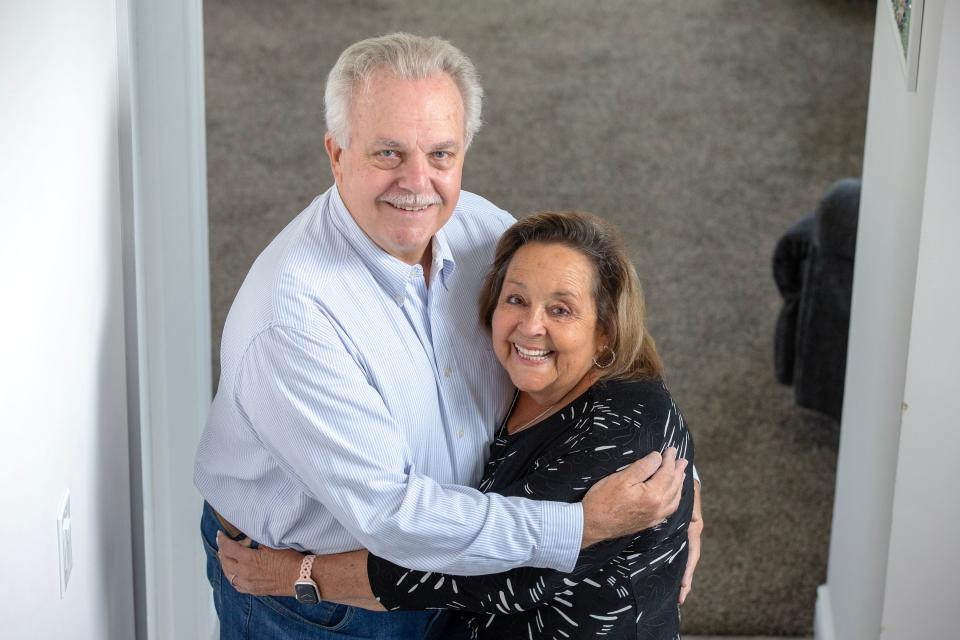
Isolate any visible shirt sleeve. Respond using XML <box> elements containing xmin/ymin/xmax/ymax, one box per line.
<box><xmin>369</xmin><ymin>515</ymin><xmax>636</xmax><ymax>616</ymax></box>
<box><xmin>235</xmin><ymin>323</ymin><xmax>583</xmax><ymax>575</ymax></box>
<box><xmin>368</xmin><ymin>381</ymin><xmax>695</xmax><ymax>613</ymax></box>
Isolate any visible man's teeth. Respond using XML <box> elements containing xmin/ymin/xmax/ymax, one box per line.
<box><xmin>382</xmin><ymin>197</ymin><xmax>439</xmax><ymax>211</ymax></box>
<box><xmin>515</xmin><ymin>345</ymin><xmax>551</xmax><ymax>360</ymax></box>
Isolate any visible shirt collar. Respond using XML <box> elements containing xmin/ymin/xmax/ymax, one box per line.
<box><xmin>328</xmin><ymin>186</ymin><xmax>458</xmax><ymax>303</ymax></box>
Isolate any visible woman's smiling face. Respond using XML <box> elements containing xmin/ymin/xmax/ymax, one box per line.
<box><xmin>491</xmin><ymin>242</ymin><xmax>606</xmax><ymax>406</ymax></box>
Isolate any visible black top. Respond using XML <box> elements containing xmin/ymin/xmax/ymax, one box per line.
<box><xmin>368</xmin><ymin>377</ymin><xmax>695</xmax><ymax>640</ymax></box>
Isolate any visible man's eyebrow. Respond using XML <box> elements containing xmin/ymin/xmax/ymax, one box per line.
<box><xmin>373</xmin><ymin>138</ymin><xmax>404</xmax><ymax>149</ymax></box>
<box><xmin>429</xmin><ymin>140</ymin><xmax>458</xmax><ymax>151</ymax></box>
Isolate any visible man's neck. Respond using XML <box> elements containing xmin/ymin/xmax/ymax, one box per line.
<box><xmin>416</xmin><ymin>239</ymin><xmax>433</xmax><ymax>285</ymax></box>
<box><xmin>392</xmin><ymin>240</ymin><xmax>434</xmax><ymax>285</ymax></box>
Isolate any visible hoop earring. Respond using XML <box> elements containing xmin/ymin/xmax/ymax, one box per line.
<box><xmin>593</xmin><ymin>345</ymin><xmax>616</xmax><ymax>369</ymax></box>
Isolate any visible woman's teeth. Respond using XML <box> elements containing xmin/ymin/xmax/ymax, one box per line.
<box><xmin>515</xmin><ymin>345</ymin><xmax>551</xmax><ymax>361</ymax></box>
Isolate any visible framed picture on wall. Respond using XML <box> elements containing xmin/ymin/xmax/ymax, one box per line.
<box><xmin>886</xmin><ymin>0</ymin><xmax>924</xmax><ymax>91</ymax></box>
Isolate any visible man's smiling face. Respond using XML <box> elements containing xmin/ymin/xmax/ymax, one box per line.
<box><xmin>325</xmin><ymin>69</ymin><xmax>466</xmax><ymax>266</ymax></box>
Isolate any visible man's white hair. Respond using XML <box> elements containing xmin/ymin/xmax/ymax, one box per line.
<box><xmin>324</xmin><ymin>33</ymin><xmax>483</xmax><ymax>149</ymax></box>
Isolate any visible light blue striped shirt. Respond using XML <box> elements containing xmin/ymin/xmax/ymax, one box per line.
<box><xmin>194</xmin><ymin>186</ymin><xmax>583</xmax><ymax>575</ymax></box>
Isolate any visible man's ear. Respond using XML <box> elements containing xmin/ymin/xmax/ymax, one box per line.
<box><xmin>324</xmin><ymin>132</ymin><xmax>344</xmax><ymax>183</ymax></box>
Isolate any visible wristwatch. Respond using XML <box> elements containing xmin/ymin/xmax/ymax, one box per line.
<box><xmin>294</xmin><ymin>554</ymin><xmax>321</xmax><ymax>604</ymax></box>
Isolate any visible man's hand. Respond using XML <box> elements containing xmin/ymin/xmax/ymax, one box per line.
<box><xmin>581</xmin><ymin>447</ymin><xmax>687</xmax><ymax>548</ymax></box>
<box><xmin>679</xmin><ymin>479</ymin><xmax>702</xmax><ymax>605</ymax></box>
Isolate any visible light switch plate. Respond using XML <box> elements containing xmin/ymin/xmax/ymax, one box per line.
<box><xmin>57</xmin><ymin>491</ymin><xmax>72</xmax><ymax>598</ymax></box>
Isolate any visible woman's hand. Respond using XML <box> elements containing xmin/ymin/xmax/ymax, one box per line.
<box><xmin>679</xmin><ymin>479</ymin><xmax>703</xmax><ymax>605</ymax></box>
<box><xmin>217</xmin><ymin>532</ymin><xmax>301</xmax><ymax>597</ymax></box>
<box><xmin>217</xmin><ymin>533</ymin><xmax>385</xmax><ymax>610</ymax></box>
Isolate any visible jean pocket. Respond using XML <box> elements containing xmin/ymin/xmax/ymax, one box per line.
<box><xmin>257</xmin><ymin>596</ymin><xmax>354</xmax><ymax>631</ymax></box>
<box><xmin>201</xmin><ymin>530</ymin><xmax>219</xmax><ymax>557</ymax></box>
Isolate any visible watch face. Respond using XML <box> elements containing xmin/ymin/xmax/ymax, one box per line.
<box><xmin>294</xmin><ymin>582</ymin><xmax>320</xmax><ymax>605</ymax></box>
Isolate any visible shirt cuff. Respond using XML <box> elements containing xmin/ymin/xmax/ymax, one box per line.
<box><xmin>533</xmin><ymin>500</ymin><xmax>583</xmax><ymax>572</ymax></box>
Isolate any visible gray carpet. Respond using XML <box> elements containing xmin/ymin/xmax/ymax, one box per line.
<box><xmin>204</xmin><ymin>1</ymin><xmax>875</xmax><ymax>634</ymax></box>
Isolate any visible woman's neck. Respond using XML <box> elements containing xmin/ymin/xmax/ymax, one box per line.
<box><xmin>508</xmin><ymin>372</ymin><xmax>599</xmax><ymax>434</ymax></box>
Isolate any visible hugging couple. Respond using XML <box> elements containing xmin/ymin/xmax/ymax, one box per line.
<box><xmin>195</xmin><ymin>32</ymin><xmax>702</xmax><ymax>640</ymax></box>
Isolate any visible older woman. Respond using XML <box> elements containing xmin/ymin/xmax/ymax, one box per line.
<box><xmin>220</xmin><ymin>211</ymin><xmax>695</xmax><ymax>639</ymax></box>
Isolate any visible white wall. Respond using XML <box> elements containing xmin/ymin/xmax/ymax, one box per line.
<box><xmin>820</xmin><ymin>2</ymin><xmax>959</xmax><ymax>638</ymax></box>
<box><xmin>880</xmin><ymin>2</ymin><xmax>960</xmax><ymax>635</ymax></box>
<box><xmin>0</xmin><ymin>1</ymin><xmax>135</xmax><ymax>638</ymax></box>
<box><xmin>124</xmin><ymin>0</ymin><xmax>213</xmax><ymax>636</ymax></box>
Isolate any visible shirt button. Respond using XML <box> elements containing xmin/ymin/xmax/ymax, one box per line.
<box><xmin>394</xmin><ymin>294</ymin><xmax>403</xmax><ymax>305</ymax></box>
<box><xmin>458</xmin><ymin>430</ymin><xmax>464</xmax><ymax>438</ymax></box>
<box><xmin>443</xmin><ymin>367</ymin><xmax>452</xmax><ymax>377</ymax></box>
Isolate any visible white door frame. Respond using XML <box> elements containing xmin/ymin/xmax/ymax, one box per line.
<box><xmin>120</xmin><ymin>0</ymin><xmax>214</xmax><ymax>638</ymax></box>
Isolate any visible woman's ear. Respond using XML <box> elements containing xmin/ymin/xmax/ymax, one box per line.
<box><xmin>594</xmin><ymin>325</ymin><xmax>610</xmax><ymax>353</ymax></box>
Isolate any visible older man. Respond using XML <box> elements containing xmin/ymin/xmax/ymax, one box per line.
<box><xmin>195</xmin><ymin>33</ymin><xmax>701</xmax><ymax>639</ymax></box>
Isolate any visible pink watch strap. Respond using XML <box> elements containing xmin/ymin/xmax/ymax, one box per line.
<box><xmin>299</xmin><ymin>554</ymin><xmax>316</xmax><ymax>581</ymax></box>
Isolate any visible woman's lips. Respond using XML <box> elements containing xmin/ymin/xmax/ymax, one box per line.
<box><xmin>514</xmin><ymin>344</ymin><xmax>552</xmax><ymax>362</ymax></box>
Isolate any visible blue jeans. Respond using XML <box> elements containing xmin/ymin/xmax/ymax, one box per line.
<box><xmin>201</xmin><ymin>502</ymin><xmax>446</xmax><ymax>639</ymax></box>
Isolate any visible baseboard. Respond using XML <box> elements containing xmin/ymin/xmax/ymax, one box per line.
<box><xmin>815</xmin><ymin>584</ymin><xmax>836</xmax><ymax>640</ymax></box>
